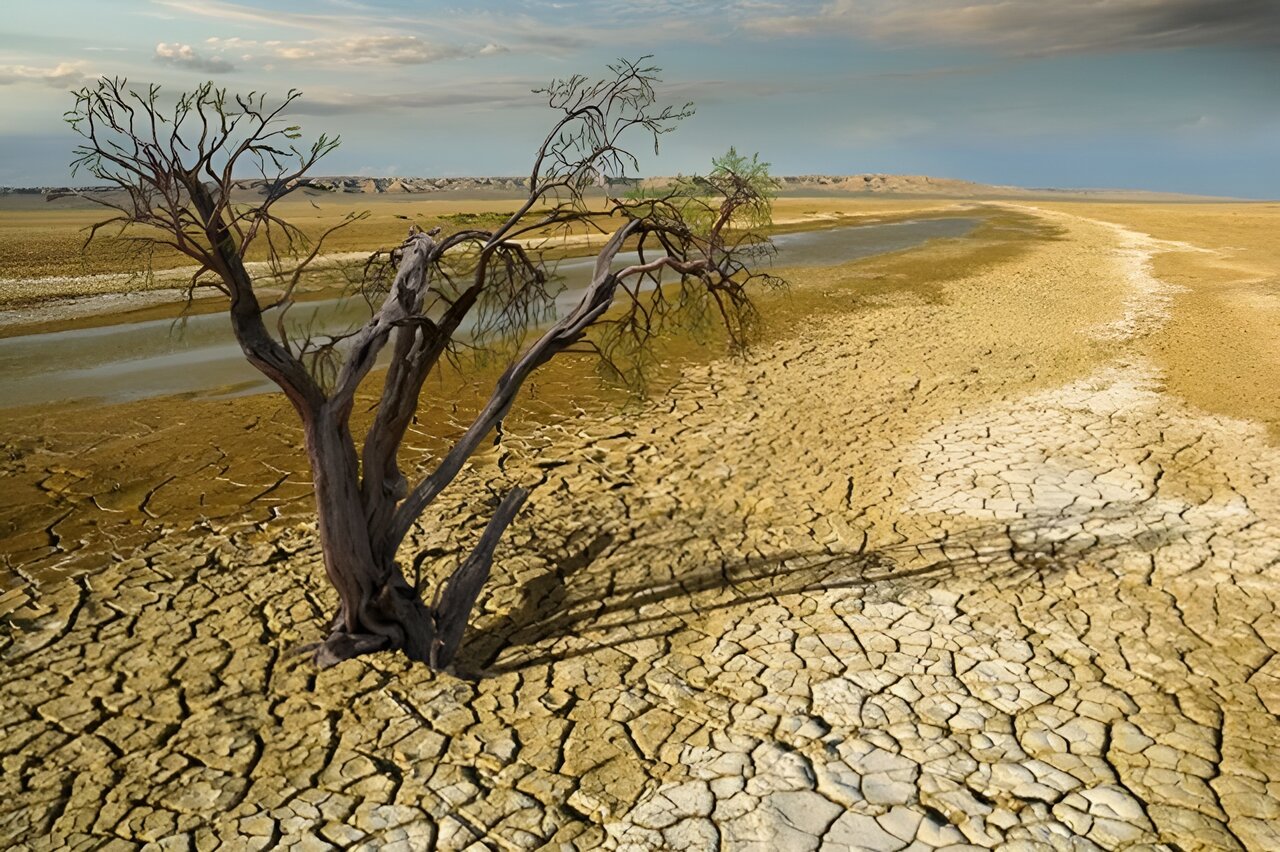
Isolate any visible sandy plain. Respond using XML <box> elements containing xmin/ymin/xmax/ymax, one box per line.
<box><xmin>2</xmin><ymin>196</ymin><xmax>1280</xmax><ymax>849</ymax></box>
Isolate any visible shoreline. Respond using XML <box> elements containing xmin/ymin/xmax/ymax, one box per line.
<box><xmin>0</xmin><ymin>200</ymin><xmax>980</xmax><ymax>337</ymax></box>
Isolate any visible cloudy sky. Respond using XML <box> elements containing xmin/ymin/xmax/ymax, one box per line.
<box><xmin>1</xmin><ymin>0</ymin><xmax>1277</xmax><ymax>196</ymax></box>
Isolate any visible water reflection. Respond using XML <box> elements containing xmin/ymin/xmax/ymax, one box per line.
<box><xmin>0</xmin><ymin>217</ymin><xmax>978</xmax><ymax>407</ymax></box>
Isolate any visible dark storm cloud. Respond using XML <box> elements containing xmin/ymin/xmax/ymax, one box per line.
<box><xmin>745</xmin><ymin>0</ymin><xmax>1280</xmax><ymax>55</ymax></box>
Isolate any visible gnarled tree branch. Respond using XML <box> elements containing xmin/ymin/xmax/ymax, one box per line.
<box><xmin>66</xmin><ymin>60</ymin><xmax>781</xmax><ymax>669</ymax></box>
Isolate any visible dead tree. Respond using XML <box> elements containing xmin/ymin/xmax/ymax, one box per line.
<box><xmin>66</xmin><ymin>59</ymin><xmax>782</xmax><ymax>668</ymax></box>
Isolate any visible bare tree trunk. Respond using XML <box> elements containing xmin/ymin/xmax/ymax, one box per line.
<box><xmin>305</xmin><ymin>404</ymin><xmax>435</xmax><ymax>667</ymax></box>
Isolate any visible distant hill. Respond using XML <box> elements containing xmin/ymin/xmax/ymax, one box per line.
<box><xmin>3</xmin><ymin>173</ymin><xmax>1241</xmax><ymax>202</ymax></box>
<box><xmin>766</xmin><ymin>174</ymin><xmax>1237</xmax><ymax>201</ymax></box>
<box><xmin>268</xmin><ymin>174</ymin><xmax>1239</xmax><ymax>201</ymax></box>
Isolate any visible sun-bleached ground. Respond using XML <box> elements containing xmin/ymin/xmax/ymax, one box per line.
<box><xmin>3</xmin><ymin>200</ymin><xmax>1280</xmax><ymax>850</ymax></box>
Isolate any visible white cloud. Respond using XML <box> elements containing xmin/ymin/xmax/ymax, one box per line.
<box><xmin>206</xmin><ymin>34</ymin><xmax>499</xmax><ymax>67</ymax></box>
<box><xmin>205</xmin><ymin>36</ymin><xmax>254</xmax><ymax>50</ymax></box>
<box><xmin>155</xmin><ymin>42</ymin><xmax>236</xmax><ymax>73</ymax></box>
<box><xmin>157</xmin><ymin>0</ymin><xmax>594</xmax><ymax>57</ymax></box>
<box><xmin>0</xmin><ymin>62</ymin><xmax>91</xmax><ymax>88</ymax></box>
<box><xmin>152</xmin><ymin>0</ymin><xmax>350</xmax><ymax>32</ymax></box>
<box><xmin>279</xmin><ymin>35</ymin><xmax>465</xmax><ymax>64</ymax></box>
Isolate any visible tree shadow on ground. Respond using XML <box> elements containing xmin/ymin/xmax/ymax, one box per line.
<box><xmin>454</xmin><ymin>502</ymin><xmax>1183</xmax><ymax>678</ymax></box>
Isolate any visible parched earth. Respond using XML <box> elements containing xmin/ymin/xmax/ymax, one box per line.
<box><xmin>3</xmin><ymin>205</ymin><xmax>1280</xmax><ymax>850</ymax></box>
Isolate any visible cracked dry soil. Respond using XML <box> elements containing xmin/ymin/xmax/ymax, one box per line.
<box><xmin>4</xmin><ymin>203</ymin><xmax>1280</xmax><ymax>850</ymax></box>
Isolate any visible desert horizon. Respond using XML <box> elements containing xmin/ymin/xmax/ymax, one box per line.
<box><xmin>3</xmin><ymin>170</ymin><xmax>1263</xmax><ymax>202</ymax></box>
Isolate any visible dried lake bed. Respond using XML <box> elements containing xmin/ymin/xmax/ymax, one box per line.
<box><xmin>0</xmin><ymin>216</ymin><xmax>979</xmax><ymax>409</ymax></box>
<box><xmin>3</xmin><ymin>197</ymin><xmax>1280</xmax><ymax>850</ymax></box>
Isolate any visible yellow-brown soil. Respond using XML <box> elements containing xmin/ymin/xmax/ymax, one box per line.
<box><xmin>1036</xmin><ymin>202</ymin><xmax>1280</xmax><ymax>439</ymax></box>
<box><xmin>0</xmin><ymin>201</ymin><xmax>1018</xmax><ymax>589</ymax></box>
<box><xmin>3</xmin><ymin>200</ymin><xmax>1280</xmax><ymax>850</ymax></box>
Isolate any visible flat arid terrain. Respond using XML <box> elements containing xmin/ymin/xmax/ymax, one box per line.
<box><xmin>3</xmin><ymin>192</ymin><xmax>1280</xmax><ymax>850</ymax></box>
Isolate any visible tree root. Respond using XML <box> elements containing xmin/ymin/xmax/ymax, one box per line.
<box><xmin>314</xmin><ymin>630</ymin><xmax>391</xmax><ymax>668</ymax></box>
<box><xmin>309</xmin><ymin>486</ymin><xmax>530</xmax><ymax>670</ymax></box>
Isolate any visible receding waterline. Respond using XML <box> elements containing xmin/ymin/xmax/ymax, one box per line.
<box><xmin>0</xmin><ymin>216</ymin><xmax>980</xmax><ymax>408</ymax></box>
